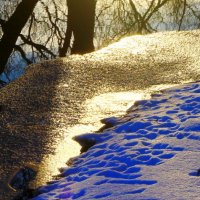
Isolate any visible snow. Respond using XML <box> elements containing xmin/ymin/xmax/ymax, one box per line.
<box><xmin>31</xmin><ymin>81</ymin><xmax>200</xmax><ymax>200</ymax></box>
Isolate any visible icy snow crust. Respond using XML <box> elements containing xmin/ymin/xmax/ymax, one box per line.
<box><xmin>33</xmin><ymin>82</ymin><xmax>200</xmax><ymax>200</ymax></box>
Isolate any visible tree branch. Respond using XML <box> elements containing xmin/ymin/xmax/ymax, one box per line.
<box><xmin>19</xmin><ymin>34</ymin><xmax>56</xmax><ymax>59</ymax></box>
<box><xmin>14</xmin><ymin>45</ymin><xmax>32</xmax><ymax>64</ymax></box>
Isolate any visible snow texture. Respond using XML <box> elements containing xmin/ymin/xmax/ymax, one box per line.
<box><xmin>32</xmin><ymin>82</ymin><xmax>200</xmax><ymax>200</ymax></box>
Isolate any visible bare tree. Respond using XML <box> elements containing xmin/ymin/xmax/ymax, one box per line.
<box><xmin>1</xmin><ymin>0</ymin><xmax>200</xmax><ymax>80</ymax></box>
<box><xmin>0</xmin><ymin>0</ymin><xmax>39</xmax><ymax>76</ymax></box>
<box><xmin>60</xmin><ymin>0</ymin><xmax>96</xmax><ymax>56</ymax></box>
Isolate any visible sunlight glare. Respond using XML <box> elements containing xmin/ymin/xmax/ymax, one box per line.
<box><xmin>33</xmin><ymin>83</ymin><xmax>181</xmax><ymax>186</ymax></box>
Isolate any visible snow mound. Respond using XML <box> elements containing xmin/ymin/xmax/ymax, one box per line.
<box><xmin>32</xmin><ymin>82</ymin><xmax>200</xmax><ymax>200</ymax></box>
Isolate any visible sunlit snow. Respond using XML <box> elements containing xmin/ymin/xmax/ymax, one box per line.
<box><xmin>32</xmin><ymin>82</ymin><xmax>200</xmax><ymax>200</ymax></box>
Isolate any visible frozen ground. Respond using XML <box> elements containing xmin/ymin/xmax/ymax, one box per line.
<box><xmin>32</xmin><ymin>82</ymin><xmax>200</xmax><ymax>200</ymax></box>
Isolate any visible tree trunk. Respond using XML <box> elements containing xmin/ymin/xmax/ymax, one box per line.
<box><xmin>59</xmin><ymin>0</ymin><xmax>73</xmax><ymax>57</ymax></box>
<box><xmin>0</xmin><ymin>0</ymin><xmax>38</xmax><ymax>75</ymax></box>
<box><xmin>61</xmin><ymin>0</ymin><xmax>96</xmax><ymax>56</ymax></box>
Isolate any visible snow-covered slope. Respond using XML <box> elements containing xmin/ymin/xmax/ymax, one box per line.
<box><xmin>32</xmin><ymin>82</ymin><xmax>200</xmax><ymax>200</ymax></box>
<box><xmin>2</xmin><ymin>30</ymin><xmax>200</xmax><ymax>199</ymax></box>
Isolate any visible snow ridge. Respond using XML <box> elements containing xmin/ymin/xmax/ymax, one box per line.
<box><xmin>32</xmin><ymin>82</ymin><xmax>200</xmax><ymax>200</ymax></box>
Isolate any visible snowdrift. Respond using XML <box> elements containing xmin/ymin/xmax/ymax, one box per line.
<box><xmin>33</xmin><ymin>82</ymin><xmax>200</xmax><ymax>200</ymax></box>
